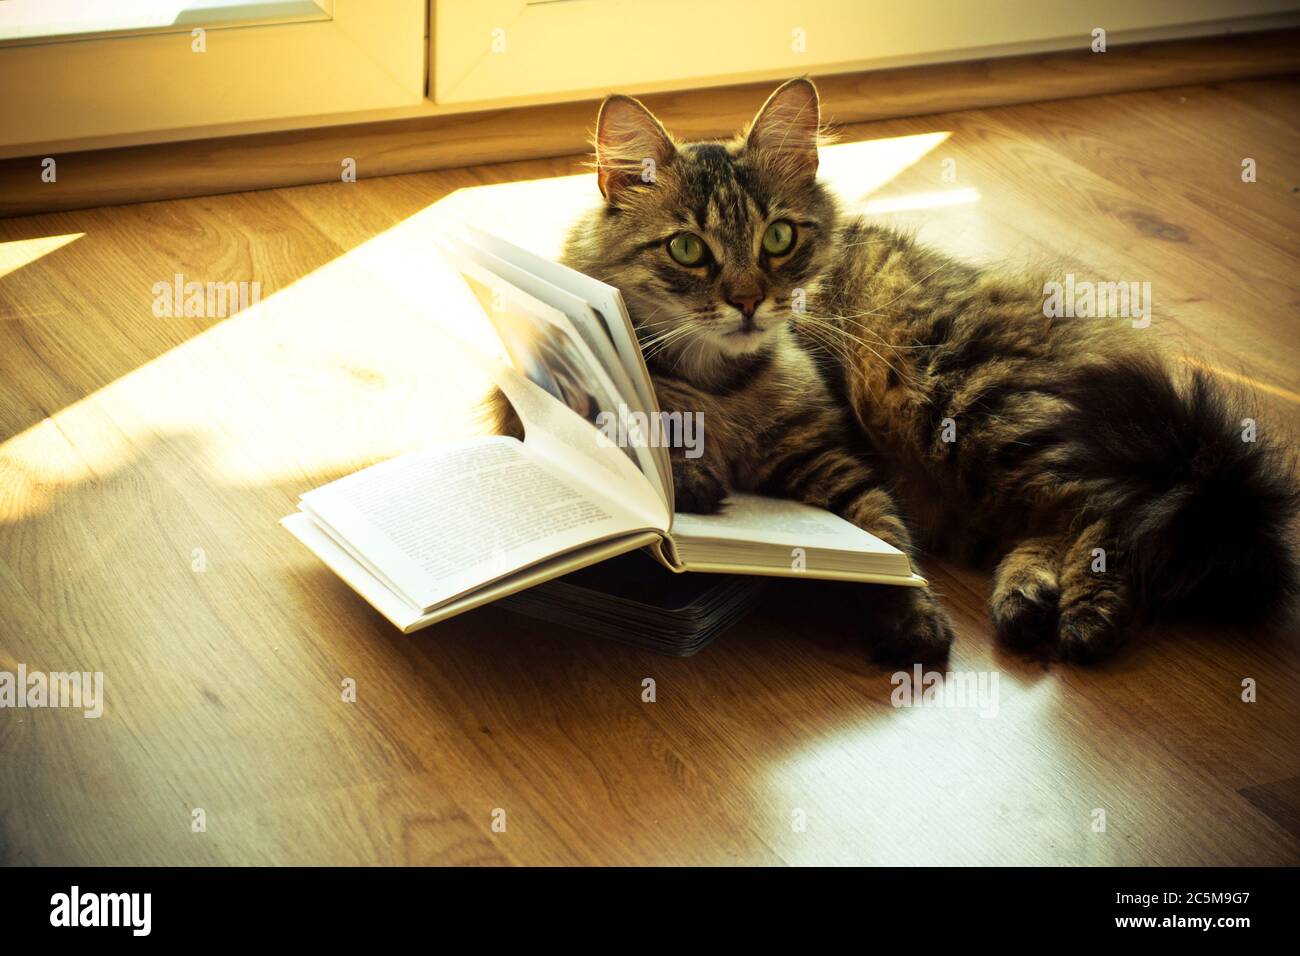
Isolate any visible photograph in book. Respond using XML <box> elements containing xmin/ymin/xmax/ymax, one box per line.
<box><xmin>473</xmin><ymin>275</ymin><xmax>604</xmax><ymax>421</ymax></box>
<box><xmin>455</xmin><ymin>254</ymin><xmax>647</xmax><ymax>472</ymax></box>
<box><xmin>443</xmin><ymin>217</ymin><xmax>673</xmax><ymax>502</ymax></box>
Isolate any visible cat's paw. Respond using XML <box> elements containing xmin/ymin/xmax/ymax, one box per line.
<box><xmin>1054</xmin><ymin>604</ymin><xmax>1129</xmax><ymax>663</ymax></box>
<box><xmin>990</xmin><ymin>583</ymin><xmax>1060</xmax><ymax>648</ymax></box>
<box><xmin>673</xmin><ymin>460</ymin><xmax>728</xmax><ymax>514</ymax></box>
<box><xmin>868</xmin><ymin>590</ymin><xmax>955</xmax><ymax>665</ymax></box>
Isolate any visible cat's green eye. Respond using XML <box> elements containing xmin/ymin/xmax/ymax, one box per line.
<box><xmin>762</xmin><ymin>220</ymin><xmax>796</xmax><ymax>256</ymax></box>
<box><xmin>668</xmin><ymin>232</ymin><xmax>708</xmax><ymax>267</ymax></box>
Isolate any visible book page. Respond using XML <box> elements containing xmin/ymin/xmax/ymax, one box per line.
<box><xmin>449</xmin><ymin>219</ymin><xmax>674</xmax><ymax>512</ymax></box>
<box><xmin>281</xmin><ymin>511</ymin><xmax>662</xmax><ymax>633</ymax></box>
<box><xmin>664</xmin><ymin>493</ymin><xmax>918</xmax><ymax>583</ymax></box>
<box><xmin>436</xmin><ymin>231</ymin><xmax>672</xmax><ymax>504</ymax></box>
<box><xmin>670</xmin><ymin>493</ymin><xmax>905</xmax><ymax>554</ymax></box>
<box><xmin>300</xmin><ymin>437</ymin><xmax>655</xmax><ymax>612</ymax></box>
<box><xmin>445</xmin><ymin>262</ymin><xmax>670</xmax><ymax>530</ymax></box>
<box><xmin>450</xmin><ymin>255</ymin><xmax>643</xmax><ymax>465</ymax></box>
<box><xmin>491</xmin><ymin>362</ymin><xmax>666</xmax><ymax>529</ymax></box>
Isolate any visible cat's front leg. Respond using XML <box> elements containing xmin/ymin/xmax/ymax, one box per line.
<box><xmin>670</xmin><ymin>447</ymin><xmax>730</xmax><ymax>514</ymax></box>
<box><xmin>758</xmin><ymin>445</ymin><xmax>955</xmax><ymax>663</ymax></box>
<box><xmin>859</xmin><ymin>582</ymin><xmax>955</xmax><ymax>665</ymax></box>
<box><xmin>653</xmin><ymin>381</ymin><xmax>733</xmax><ymax>515</ymax></box>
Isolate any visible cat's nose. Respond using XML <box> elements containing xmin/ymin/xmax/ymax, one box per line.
<box><xmin>725</xmin><ymin>289</ymin><xmax>765</xmax><ymax>320</ymax></box>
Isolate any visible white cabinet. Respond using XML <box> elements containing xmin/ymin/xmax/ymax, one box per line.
<box><xmin>0</xmin><ymin>1</ymin><xmax>425</xmax><ymax>157</ymax></box>
<box><xmin>433</xmin><ymin>0</ymin><xmax>1300</xmax><ymax>107</ymax></box>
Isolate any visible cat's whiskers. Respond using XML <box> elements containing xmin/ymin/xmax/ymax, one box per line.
<box><xmin>679</xmin><ymin>325</ymin><xmax>721</xmax><ymax>380</ymax></box>
<box><xmin>796</xmin><ymin>313</ymin><xmax>916</xmax><ymax>386</ymax></box>
<box><xmin>658</xmin><ymin>323</ymin><xmax>704</xmax><ymax>374</ymax></box>
<box><xmin>637</xmin><ymin>308</ymin><xmax>707</xmax><ymax>337</ymax></box>
<box><xmin>800</xmin><ymin>308</ymin><xmax>912</xmax><ymax>359</ymax></box>
<box><xmin>640</xmin><ymin>323</ymin><xmax>699</xmax><ymax>363</ymax></box>
<box><xmin>863</xmin><ymin>263</ymin><xmax>949</xmax><ymax>315</ymax></box>
<box><xmin>793</xmin><ymin>323</ymin><xmax>856</xmax><ymax>374</ymax></box>
<box><xmin>637</xmin><ymin>314</ymin><xmax>694</xmax><ymax>330</ymax></box>
<box><xmin>639</xmin><ymin>326</ymin><xmax>692</xmax><ymax>356</ymax></box>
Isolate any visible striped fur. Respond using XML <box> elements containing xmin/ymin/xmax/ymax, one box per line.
<box><xmin>488</xmin><ymin>79</ymin><xmax>1298</xmax><ymax>663</ymax></box>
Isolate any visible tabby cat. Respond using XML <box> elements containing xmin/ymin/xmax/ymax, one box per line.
<box><xmin>489</xmin><ymin>78</ymin><xmax>1297</xmax><ymax>663</ymax></box>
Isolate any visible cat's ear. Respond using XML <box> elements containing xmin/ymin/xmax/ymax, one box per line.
<box><xmin>595</xmin><ymin>94</ymin><xmax>676</xmax><ymax>206</ymax></box>
<box><xmin>745</xmin><ymin>78</ymin><xmax>820</xmax><ymax>183</ymax></box>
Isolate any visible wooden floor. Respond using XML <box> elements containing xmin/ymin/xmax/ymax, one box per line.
<box><xmin>1</xmin><ymin>77</ymin><xmax>1298</xmax><ymax>866</ymax></box>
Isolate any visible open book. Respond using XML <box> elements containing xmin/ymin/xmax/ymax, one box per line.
<box><xmin>281</xmin><ymin>220</ymin><xmax>925</xmax><ymax>633</ymax></box>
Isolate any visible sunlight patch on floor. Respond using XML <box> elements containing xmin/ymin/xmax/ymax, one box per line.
<box><xmin>0</xmin><ymin>232</ymin><xmax>83</xmax><ymax>282</ymax></box>
<box><xmin>0</xmin><ymin>214</ymin><xmax>498</xmax><ymax>520</ymax></box>
<box><xmin>864</xmin><ymin>186</ymin><xmax>980</xmax><ymax>215</ymax></box>
<box><xmin>762</xmin><ymin>676</ymin><xmax>1067</xmax><ymax>864</ymax></box>
<box><xmin>818</xmin><ymin>131</ymin><xmax>952</xmax><ymax>202</ymax></box>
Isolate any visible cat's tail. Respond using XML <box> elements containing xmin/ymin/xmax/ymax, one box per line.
<box><xmin>1055</xmin><ymin>354</ymin><xmax>1299</xmax><ymax>625</ymax></box>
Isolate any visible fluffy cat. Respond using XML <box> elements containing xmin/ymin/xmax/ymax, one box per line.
<box><xmin>489</xmin><ymin>78</ymin><xmax>1298</xmax><ymax>663</ymax></box>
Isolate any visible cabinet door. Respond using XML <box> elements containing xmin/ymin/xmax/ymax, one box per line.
<box><xmin>0</xmin><ymin>1</ymin><xmax>426</xmax><ymax>157</ymax></box>
<box><xmin>433</xmin><ymin>0</ymin><xmax>1299</xmax><ymax>107</ymax></box>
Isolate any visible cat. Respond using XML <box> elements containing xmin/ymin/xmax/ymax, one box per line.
<box><xmin>488</xmin><ymin>78</ymin><xmax>1298</xmax><ymax>663</ymax></box>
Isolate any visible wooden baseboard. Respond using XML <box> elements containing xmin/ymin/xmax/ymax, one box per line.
<box><xmin>3</xmin><ymin>27</ymin><xmax>1298</xmax><ymax>219</ymax></box>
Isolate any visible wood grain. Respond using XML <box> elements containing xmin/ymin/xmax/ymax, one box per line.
<box><xmin>0</xmin><ymin>78</ymin><xmax>1297</xmax><ymax>865</ymax></box>
<box><xmin>3</xmin><ymin>28</ymin><xmax>1300</xmax><ymax>218</ymax></box>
